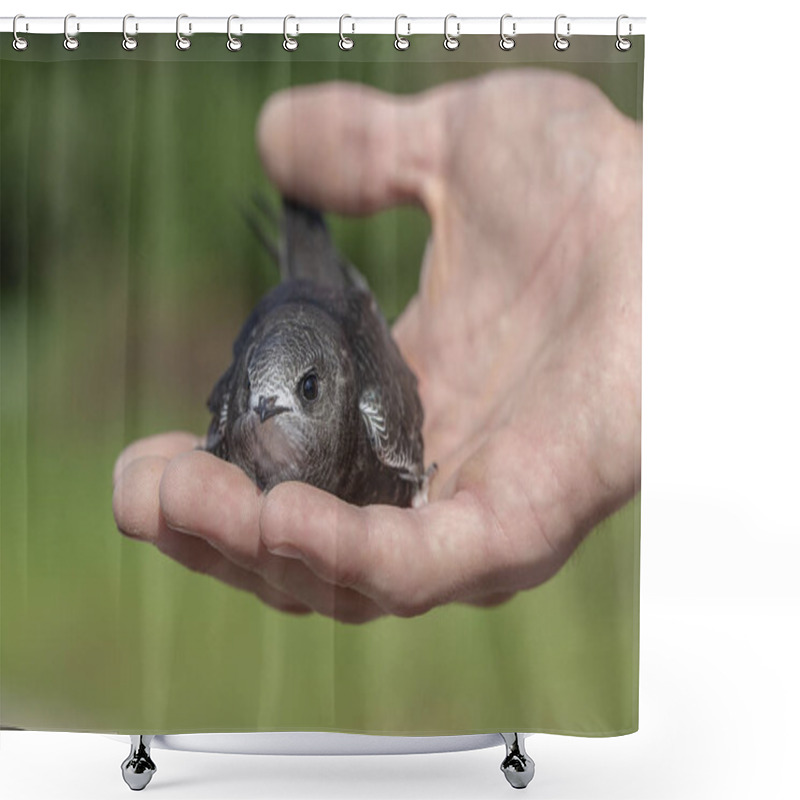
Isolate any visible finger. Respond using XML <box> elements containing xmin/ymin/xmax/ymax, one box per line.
<box><xmin>112</xmin><ymin>455</ymin><xmax>170</xmax><ymax>540</ymax></box>
<box><xmin>113</xmin><ymin>455</ymin><xmax>310</xmax><ymax>615</ymax></box>
<box><xmin>256</xmin><ymin>554</ymin><xmax>385</xmax><ymax>625</ymax></box>
<box><xmin>256</xmin><ymin>82</ymin><xmax>442</xmax><ymax>215</ymax></box>
<box><xmin>258</xmin><ymin>482</ymin><xmax>509</xmax><ymax>618</ymax></box>
<box><xmin>158</xmin><ymin>450</ymin><xmax>266</xmax><ymax>570</ymax></box>
<box><xmin>113</xmin><ymin>431</ymin><xmax>202</xmax><ymax>486</ymax></box>
<box><xmin>158</xmin><ymin>453</ymin><xmax>384</xmax><ymax>623</ymax></box>
<box><xmin>152</xmin><ymin>519</ymin><xmax>312</xmax><ymax>615</ymax></box>
<box><xmin>155</xmin><ymin>525</ymin><xmax>312</xmax><ymax>616</ymax></box>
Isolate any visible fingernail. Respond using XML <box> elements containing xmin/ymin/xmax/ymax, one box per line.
<box><xmin>269</xmin><ymin>544</ymin><xmax>303</xmax><ymax>559</ymax></box>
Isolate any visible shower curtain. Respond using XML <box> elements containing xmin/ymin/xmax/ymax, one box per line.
<box><xmin>0</xmin><ymin>26</ymin><xmax>643</xmax><ymax>739</ymax></box>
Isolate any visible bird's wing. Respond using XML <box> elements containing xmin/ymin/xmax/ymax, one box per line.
<box><xmin>351</xmin><ymin>292</ymin><xmax>425</xmax><ymax>483</ymax></box>
<box><xmin>359</xmin><ymin>387</ymin><xmax>421</xmax><ymax>480</ymax></box>
<box><xmin>205</xmin><ymin>364</ymin><xmax>234</xmax><ymax>456</ymax></box>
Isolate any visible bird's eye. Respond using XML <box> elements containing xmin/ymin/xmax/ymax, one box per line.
<box><xmin>299</xmin><ymin>372</ymin><xmax>318</xmax><ymax>402</ymax></box>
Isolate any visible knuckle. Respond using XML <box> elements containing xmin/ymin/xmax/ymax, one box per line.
<box><xmin>381</xmin><ymin>585</ymin><xmax>435</xmax><ymax>619</ymax></box>
<box><xmin>333</xmin><ymin>604</ymin><xmax>369</xmax><ymax>625</ymax></box>
<box><xmin>262</xmin><ymin>549</ymin><xmax>292</xmax><ymax>591</ymax></box>
<box><xmin>334</xmin><ymin>560</ymin><xmax>366</xmax><ymax>592</ymax></box>
<box><xmin>262</xmin><ymin>594</ymin><xmax>310</xmax><ymax>617</ymax></box>
<box><xmin>326</xmin><ymin>589</ymin><xmax>383</xmax><ymax>625</ymax></box>
<box><xmin>258</xmin><ymin>482</ymin><xmax>296</xmax><ymax>541</ymax></box>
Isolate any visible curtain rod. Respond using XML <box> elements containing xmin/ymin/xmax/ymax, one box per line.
<box><xmin>1</xmin><ymin>15</ymin><xmax>646</xmax><ymax>37</ymax></box>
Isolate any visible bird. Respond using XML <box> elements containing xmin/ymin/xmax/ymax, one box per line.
<box><xmin>204</xmin><ymin>196</ymin><xmax>433</xmax><ymax>508</ymax></box>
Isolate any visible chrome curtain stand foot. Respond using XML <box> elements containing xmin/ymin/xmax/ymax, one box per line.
<box><xmin>500</xmin><ymin>733</ymin><xmax>535</xmax><ymax>789</ymax></box>
<box><xmin>121</xmin><ymin>735</ymin><xmax>156</xmax><ymax>791</ymax></box>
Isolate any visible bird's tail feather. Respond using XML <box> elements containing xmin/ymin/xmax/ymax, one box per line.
<box><xmin>242</xmin><ymin>192</ymin><xmax>367</xmax><ymax>291</ymax></box>
<box><xmin>281</xmin><ymin>197</ymin><xmax>366</xmax><ymax>290</ymax></box>
<box><xmin>242</xmin><ymin>193</ymin><xmax>280</xmax><ymax>265</ymax></box>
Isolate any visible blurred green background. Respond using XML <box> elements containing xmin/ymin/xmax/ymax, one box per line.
<box><xmin>1</xmin><ymin>34</ymin><xmax>642</xmax><ymax>735</ymax></box>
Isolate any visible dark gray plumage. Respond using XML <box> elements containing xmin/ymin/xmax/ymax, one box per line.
<box><xmin>205</xmin><ymin>197</ymin><xmax>429</xmax><ymax>508</ymax></box>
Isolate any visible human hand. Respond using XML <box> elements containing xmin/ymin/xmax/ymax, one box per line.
<box><xmin>112</xmin><ymin>69</ymin><xmax>642</xmax><ymax>624</ymax></box>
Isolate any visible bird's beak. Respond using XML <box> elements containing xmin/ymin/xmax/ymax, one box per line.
<box><xmin>255</xmin><ymin>394</ymin><xmax>290</xmax><ymax>423</ymax></box>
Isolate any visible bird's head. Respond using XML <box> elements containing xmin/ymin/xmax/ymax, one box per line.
<box><xmin>243</xmin><ymin>305</ymin><xmax>356</xmax><ymax>477</ymax></box>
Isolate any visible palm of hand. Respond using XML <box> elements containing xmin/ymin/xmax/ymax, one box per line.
<box><xmin>393</xmin><ymin>73</ymin><xmax>641</xmax><ymax>590</ymax></box>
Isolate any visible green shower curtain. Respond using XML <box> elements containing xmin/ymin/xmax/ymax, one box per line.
<box><xmin>1</xmin><ymin>31</ymin><xmax>643</xmax><ymax>736</ymax></box>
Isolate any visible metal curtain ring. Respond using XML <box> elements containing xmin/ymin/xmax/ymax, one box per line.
<box><xmin>443</xmin><ymin>14</ymin><xmax>460</xmax><ymax>51</ymax></box>
<box><xmin>176</xmin><ymin>14</ymin><xmax>191</xmax><ymax>50</ymax></box>
<box><xmin>339</xmin><ymin>15</ymin><xmax>354</xmax><ymax>50</ymax></box>
<box><xmin>12</xmin><ymin>14</ymin><xmax>28</xmax><ymax>51</ymax></box>
<box><xmin>283</xmin><ymin>15</ymin><xmax>298</xmax><ymax>51</ymax></box>
<box><xmin>122</xmin><ymin>15</ymin><xmax>138</xmax><ymax>51</ymax></box>
<box><xmin>554</xmin><ymin>14</ymin><xmax>570</xmax><ymax>51</ymax></box>
<box><xmin>616</xmin><ymin>14</ymin><xmax>632</xmax><ymax>51</ymax></box>
<box><xmin>64</xmin><ymin>13</ymin><xmax>79</xmax><ymax>50</ymax></box>
<box><xmin>499</xmin><ymin>14</ymin><xmax>515</xmax><ymax>51</ymax></box>
<box><xmin>227</xmin><ymin>15</ymin><xmax>242</xmax><ymax>51</ymax></box>
<box><xmin>394</xmin><ymin>15</ymin><xmax>410</xmax><ymax>51</ymax></box>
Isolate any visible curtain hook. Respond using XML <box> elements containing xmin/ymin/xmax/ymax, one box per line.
<box><xmin>12</xmin><ymin>14</ymin><xmax>28</xmax><ymax>51</ymax></box>
<box><xmin>444</xmin><ymin>14</ymin><xmax>460</xmax><ymax>51</ymax></box>
<box><xmin>554</xmin><ymin>14</ymin><xmax>570</xmax><ymax>51</ymax></box>
<box><xmin>122</xmin><ymin>15</ymin><xmax>138</xmax><ymax>51</ymax></box>
<box><xmin>339</xmin><ymin>14</ymin><xmax>354</xmax><ymax>50</ymax></box>
<box><xmin>394</xmin><ymin>15</ymin><xmax>410</xmax><ymax>51</ymax></box>
<box><xmin>616</xmin><ymin>15</ymin><xmax>632</xmax><ymax>51</ymax></box>
<box><xmin>227</xmin><ymin>15</ymin><xmax>242</xmax><ymax>51</ymax></box>
<box><xmin>176</xmin><ymin>14</ymin><xmax>191</xmax><ymax>50</ymax></box>
<box><xmin>283</xmin><ymin>15</ymin><xmax>299</xmax><ymax>51</ymax></box>
<box><xmin>63</xmin><ymin>13</ymin><xmax>79</xmax><ymax>51</ymax></box>
<box><xmin>499</xmin><ymin>14</ymin><xmax>515</xmax><ymax>51</ymax></box>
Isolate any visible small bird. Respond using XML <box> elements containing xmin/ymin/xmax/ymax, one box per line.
<box><xmin>205</xmin><ymin>196</ymin><xmax>431</xmax><ymax>508</ymax></box>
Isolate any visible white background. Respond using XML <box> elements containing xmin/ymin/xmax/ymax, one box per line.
<box><xmin>2</xmin><ymin>0</ymin><xmax>799</xmax><ymax>798</ymax></box>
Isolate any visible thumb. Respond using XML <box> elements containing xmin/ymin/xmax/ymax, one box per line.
<box><xmin>256</xmin><ymin>81</ymin><xmax>441</xmax><ymax>215</ymax></box>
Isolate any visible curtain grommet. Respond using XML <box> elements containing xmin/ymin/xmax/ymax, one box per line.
<box><xmin>283</xmin><ymin>15</ymin><xmax>299</xmax><ymax>51</ymax></box>
<box><xmin>63</xmin><ymin>13</ymin><xmax>79</xmax><ymax>51</ymax></box>
<box><xmin>176</xmin><ymin>14</ymin><xmax>191</xmax><ymax>51</ymax></box>
<box><xmin>121</xmin><ymin>14</ymin><xmax>138</xmax><ymax>51</ymax></box>
<box><xmin>227</xmin><ymin>15</ymin><xmax>242</xmax><ymax>51</ymax></box>
<box><xmin>616</xmin><ymin>15</ymin><xmax>632</xmax><ymax>51</ymax></box>
<box><xmin>12</xmin><ymin>14</ymin><xmax>29</xmax><ymax>51</ymax></box>
<box><xmin>554</xmin><ymin>14</ymin><xmax>570</xmax><ymax>51</ymax></box>
<box><xmin>394</xmin><ymin>15</ymin><xmax>410</xmax><ymax>51</ymax></box>
<box><xmin>499</xmin><ymin>14</ymin><xmax>515</xmax><ymax>51</ymax></box>
<box><xmin>339</xmin><ymin>14</ymin><xmax>354</xmax><ymax>51</ymax></box>
<box><xmin>443</xmin><ymin>14</ymin><xmax>460</xmax><ymax>51</ymax></box>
